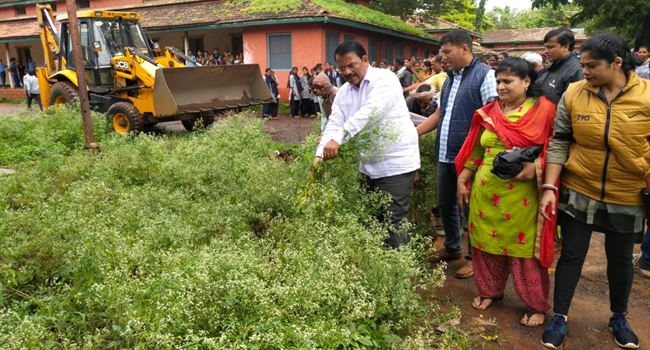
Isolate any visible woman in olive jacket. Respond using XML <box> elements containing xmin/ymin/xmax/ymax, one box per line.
<box><xmin>539</xmin><ymin>33</ymin><xmax>650</xmax><ymax>350</ymax></box>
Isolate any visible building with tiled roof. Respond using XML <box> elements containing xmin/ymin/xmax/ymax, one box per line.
<box><xmin>481</xmin><ymin>27</ymin><xmax>589</xmax><ymax>55</ymax></box>
<box><xmin>407</xmin><ymin>16</ymin><xmax>497</xmax><ymax>58</ymax></box>
<box><xmin>0</xmin><ymin>0</ymin><xmax>439</xmax><ymax>96</ymax></box>
<box><xmin>410</xmin><ymin>16</ymin><xmax>482</xmax><ymax>43</ymax></box>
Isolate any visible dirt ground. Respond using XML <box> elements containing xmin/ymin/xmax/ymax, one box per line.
<box><xmin>261</xmin><ymin>115</ymin><xmax>319</xmax><ymax>144</ymax></box>
<box><xmin>157</xmin><ymin>115</ymin><xmax>318</xmax><ymax>143</ymax></box>
<box><xmin>432</xmin><ymin>233</ymin><xmax>650</xmax><ymax>350</ymax></box>
<box><xmin>0</xmin><ymin>103</ymin><xmax>28</xmax><ymax>115</ymax></box>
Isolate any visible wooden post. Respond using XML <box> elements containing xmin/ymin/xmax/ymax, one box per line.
<box><xmin>184</xmin><ymin>32</ymin><xmax>189</xmax><ymax>55</ymax></box>
<box><xmin>64</xmin><ymin>0</ymin><xmax>98</xmax><ymax>150</ymax></box>
<box><xmin>4</xmin><ymin>43</ymin><xmax>14</xmax><ymax>88</ymax></box>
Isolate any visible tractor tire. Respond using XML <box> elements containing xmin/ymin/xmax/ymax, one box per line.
<box><xmin>48</xmin><ymin>81</ymin><xmax>79</xmax><ymax>107</ymax></box>
<box><xmin>182</xmin><ymin>114</ymin><xmax>216</xmax><ymax>131</ymax></box>
<box><xmin>107</xmin><ymin>102</ymin><xmax>143</xmax><ymax>135</ymax></box>
<box><xmin>202</xmin><ymin>114</ymin><xmax>215</xmax><ymax>128</ymax></box>
<box><xmin>181</xmin><ymin>119</ymin><xmax>195</xmax><ymax>131</ymax></box>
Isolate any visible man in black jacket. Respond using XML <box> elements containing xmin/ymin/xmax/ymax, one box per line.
<box><xmin>534</xmin><ymin>27</ymin><xmax>584</xmax><ymax>104</ymax></box>
<box><xmin>394</xmin><ymin>57</ymin><xmax>413</xmax><ymax>92</ymax></box>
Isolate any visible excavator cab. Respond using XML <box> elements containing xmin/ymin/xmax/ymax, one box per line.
<box><xmin>59</xmin><ymin>16</ymin><xmax>151</xmax><ymax>90</ymax></box>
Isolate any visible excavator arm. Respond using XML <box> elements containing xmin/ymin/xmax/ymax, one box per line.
<box><xmin>154</xmin><ymin>46</ymin><xmax>203</xmax><ymax>68</ymax></box>
<box><xmin>36</xmin><ymin>4</ymin><xmax>64</xmax><ymax>76</ymax></box>
<box><xmin>165</xmin><ymin>46</ymin><xmax>201</xmax><ymax>66</ymax></box>
<box><xmin>112</xmin><ymin>47</ymin><xmax>158</xmax><ymax>88</ymax></box>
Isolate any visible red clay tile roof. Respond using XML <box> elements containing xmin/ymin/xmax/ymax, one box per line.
<box><xmin>0</xmin><ymin>0</ymin><xmax>432</xmax><ymax>41</ymax></box>
<box><xmin>128</xmin><ymin>0</ymin><xmax>328</xmax><ymax>29</ymax></box>
<box><xmin>112</xmin><ymin>0</ymin><xmax>427</xmax><ymax>37</ymax></box>
<box><xmin>408</xmin><ymin>16</ymin><xmax>480</xmax><ymax>37</ymax></box>
<box><xmin>0</xmin><ymin>16</ymin><xmax>40</xmax><ymax>40</ymax></box>
<box><xmin>482</xmin><ymin>27</ymin><xmax>588</xmax><ymax>44</ymax></box>
<box><xmin>472</xmin><ymin>43</ymin><xmax>497</xmax><ymax>56</ymax></box>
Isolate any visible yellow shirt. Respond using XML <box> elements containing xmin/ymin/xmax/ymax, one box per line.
<box><xmin>424</xmin><ymin>72</ymin><xmax>448</xmax><ymax>92</ymax></box>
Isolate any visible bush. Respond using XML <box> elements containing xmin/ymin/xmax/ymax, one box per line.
<box><xmin>0</xmin><ymin>109</ymin><xmax>444</xmax><ymax>348</ymax></box>
<box><xmin>410</xmin><ymin>133</ymin><xmax>439</xmax><ymax>236</ymax></box>
<box><xmin>0</xmin><ymin>106</ymin><xmax>108</xmax><ymax>166</ymax></box>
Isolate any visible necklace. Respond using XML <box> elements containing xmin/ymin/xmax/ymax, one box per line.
<box><xmin>502</xmin><ymin>97</ymin><xmax>527</xmax><ymax>114</ymax></box>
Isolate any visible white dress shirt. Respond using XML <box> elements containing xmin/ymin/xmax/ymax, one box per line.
<box><xmin>395</xmin><ymin>66</ymin><xmax>407</xmax><ymax>76</ymax></box>
<box><xmin>316</xmin><ymin>66</ymin><xmax>420</xmax><ymax>179</ymax></box>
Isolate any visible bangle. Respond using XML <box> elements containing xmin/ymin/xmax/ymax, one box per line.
<box><xmin>542</xmin><ymin>184</ymin><xmax>559</xmax><ymax>192</ymax></box>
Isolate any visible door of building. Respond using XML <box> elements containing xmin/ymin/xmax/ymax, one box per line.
<box><xmin>17</xmin><ymin>47</ymin><xmax>31</xmax><ymax>66</ymax></box>
<box><xmin>231</xmin><ymin>34</ymin><xmax>243</xmax><ymax>55</ymax></box>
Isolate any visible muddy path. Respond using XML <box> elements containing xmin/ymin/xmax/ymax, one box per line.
<box><xmin>431</xmin><ymin>233</ymin><xmax>650</xmax><ymax>349</ymax></box>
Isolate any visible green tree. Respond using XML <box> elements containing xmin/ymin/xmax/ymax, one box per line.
<box><xmin>370</xmin><ymin>0</ymin><xmax>491</xmax><ymax>33</ymax></box>
<box><xmin>520</xmin><ymin>3</ymin><xmax>578</xmax><ymax>27</ymax></box>
<box><xmin>423</xmin><ymin>0</ymin><xmax>492</xmax><ymax>31</ymax></box>
<box><xmin>532</xmin><ymin>0</ymin><xmax>650</xmax><ymax>48</ymax></box>
<box><xmin>438</xmin><ymin>11</ymin><xmax>476</xmax><ymax>31</ymax></box>
<box><xmin>487</xmin><ymin>3</ymin><xmax>579</xmax><ymax>29</ymax></box>
<box><xmin>474</xmin><ymin>0</ymin><xmax>488</xmax><ymax>32</ymax></box>
<box><xmin>487</xmin><ymin>6</ymin><xmax>520</xmax><ymax>29</ymax></box>
<box><xmin>369</xmin><ymin>0</ymin><xmax>421</xmax><ymax>20</ymax></box>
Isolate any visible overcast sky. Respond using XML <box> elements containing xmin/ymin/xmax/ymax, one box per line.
<box><xmin>486</xmin><ymin>0</ymin><xmax>533</xmax><ymax>11</ymax></box>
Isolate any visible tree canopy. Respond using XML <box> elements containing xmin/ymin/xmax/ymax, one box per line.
<box><xmin>487</xmin><ymin>3</ymin><xmax>579</xmax><ymax>30</ymax></box>
<box><xmin>370</xmin><ymin>0</ymin><xmax>493</xmax><ymax>32</ymax></box>
<box><xmin>532</xmin><ymin>0</ymin><xmax>650</xmax><ymax>47</ymax></box>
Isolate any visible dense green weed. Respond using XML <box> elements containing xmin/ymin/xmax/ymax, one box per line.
<box><xmin>0</xmin><ymin>109</ymin><xmax>446</xmax><ymax>348</ymax></box>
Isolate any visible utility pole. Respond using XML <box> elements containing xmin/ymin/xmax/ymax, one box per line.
<box><xmin>64</xmin><ymin>0</ymin><xmax>99</xmax><ymax>151</ymax></box>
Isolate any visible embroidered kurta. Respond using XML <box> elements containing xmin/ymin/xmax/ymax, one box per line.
<box><xmin>464</xmin><ymin>98</ymin><xmax>539</xmax><ymax>258</ymax></box>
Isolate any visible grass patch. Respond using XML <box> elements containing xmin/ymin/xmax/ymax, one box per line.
<box><xmin>312</xmin><ymin>0</ymin><xmax>427</xmax><ymax>36</ymax></box>
<box><xmin>225</xmin><ymin>0</ymin><xmax>428</xmax><ymax>37</ymax></box>
<box><xmin>0</xmin><ymin>96</ymin><xmax>26</xmax><ymax>105</ymax></box>
<box><xmin>0</xmin><ymin>108</ymin><xmax>454</xmax><ymax>348</ymax></box>
<box><xmin>242</xmin><ymin>0</ymin><xmax>301</xmax><ymax>14</ymax></box>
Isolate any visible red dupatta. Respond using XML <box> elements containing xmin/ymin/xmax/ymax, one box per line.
<box><xmin>454</xmin><ymin>96</ymin><xmax>558</xmax><ymax>268</ymax></box>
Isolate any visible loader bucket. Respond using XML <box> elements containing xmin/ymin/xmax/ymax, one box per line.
<box><xmin>152</xmin><ymin>64</ymin><xmax>273</xmax><ymax>117</ymax></box>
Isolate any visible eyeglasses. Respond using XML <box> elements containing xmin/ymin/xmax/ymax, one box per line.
<box><xmin>337</xmin><ymin>61</ymin><xmax>362</xmax><ymax>74</ymax></box>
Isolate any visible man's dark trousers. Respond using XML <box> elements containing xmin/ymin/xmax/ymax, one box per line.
<box><xmin>366</xmin><ymin>170</ymin><xmax>417</xmax><ymax>249</ymax></box>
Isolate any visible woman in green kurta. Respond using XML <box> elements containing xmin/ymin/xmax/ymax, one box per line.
<box><xmin>456</xmin><ymin>57</ymin><xmax>556</xmax><ymax>327</ymax></box>
<box><xmin>463</xmin><ymin>98</ymin><xmax>539</xmax><ymax>257</ymax></box>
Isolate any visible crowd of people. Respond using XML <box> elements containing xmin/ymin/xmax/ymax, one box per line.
<box><xmin>0</xmin><ymin>57</ymin><xmax>36</xmax><ymax>89</ymax></box>
<box><xmin>312</xmin><ymin>27</ymin><xmax>650</xmax><ymax>350</ymax></box>
<box><xmin>185</xmin><ymin>49</ymin><xmax>243</xmax><ymax>66</ymax></box>
<box><xmin>0</xmin><ymin>56</ymin><xmax>41</xmax><ymax>110</ymax></box>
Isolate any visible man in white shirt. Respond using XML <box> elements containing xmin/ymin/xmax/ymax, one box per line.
<box><xmin>315</xmin><ymin>41</ymin><xmax>420</xmax><ymax>249</ymax></box>
<box><xmin>521</xmin><ymin>51</ymin><xmax>544</xmax><ymax>75</ymax></box>
<box><xmin>23</xmin><ymin>70</ymin><xmax>42</xmax><ymax>111</ymax></box>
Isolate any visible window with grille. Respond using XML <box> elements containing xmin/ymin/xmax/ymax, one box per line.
<box><xmin>267</xmin><ymin>33</ymin><xmax>291</xmax><ymax>70</ymax></box>
<box><xmin>325</xmin><ymin>32</ymin><xmax>340</xmax><ymax>64</ymax></box>
<box><xmin>368</xmin><ymin>40</ymin><xmax>377</xmax><ymax>62</ymax></box>
<box><xmin>77</xmin><ymin>0</ymin><xmax>90</xmax><ymax>9</ymax></box>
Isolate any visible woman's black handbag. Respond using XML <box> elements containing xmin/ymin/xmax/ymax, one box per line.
<box><xmin>491</xmin><ymin>145</ymin><xmax>543</xmax><ymax>179</ymax></box>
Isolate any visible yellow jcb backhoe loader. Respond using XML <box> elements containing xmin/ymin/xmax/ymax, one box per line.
<box><xmin>36</xmin><ymin>4</ymin><xmax>272</xmax><ymax>134</ymax></box>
